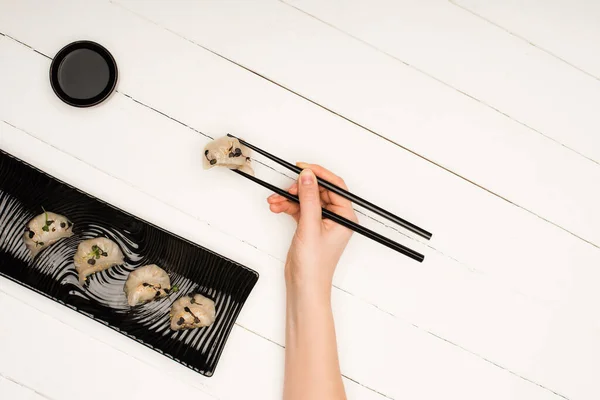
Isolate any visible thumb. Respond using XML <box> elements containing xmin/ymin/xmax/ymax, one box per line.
<box><xmin>297</xmin><ymin>169</ymin><xmax>322</xmax><ymax>235</ymax></box>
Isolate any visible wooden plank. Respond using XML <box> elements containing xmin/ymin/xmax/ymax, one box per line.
<box><xmin>282</xmin><ymin>0</ymin><xmax>600</xmax><ymax>165</ymax></box>
<box><xmin>0</xmin><ymin>31</ymin><xmax>594</xmax><ymax>399</ymax></box>
<box><xmin>107</xmin><ymin>0</ymin><xmax>600</xmax><ymax>246</ymax></box>
<box><xmin>454</xmin><ymin>0</ymin><xmax>600</xmax><ymax>80</ymax></box>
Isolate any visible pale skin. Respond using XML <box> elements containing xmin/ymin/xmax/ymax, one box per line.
<box><xmin>267</xmin><ymin>162</ymin><xmax>357</xmax><ymax>400</ymax></box>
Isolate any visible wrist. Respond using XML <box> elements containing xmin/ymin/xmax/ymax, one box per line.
<box><xmin>286</xmin><ymin>274</ymin><xmax>332</xmax><ymax>303</ymax></box>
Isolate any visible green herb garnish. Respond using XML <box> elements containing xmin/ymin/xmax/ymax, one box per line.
<box><xmin>170</xmin><ymin>285</ymin><xmax>179</xmax><ymax>293</ymax></box>
<box><xmin>87</xmin><ymin>245</ymin><xmax>106</xmax><ymax>260</ymax></box>
<box><xmin>41</xmin><ymin>207</ymin><xmax>54</xmax><ymax>232</ymax></box>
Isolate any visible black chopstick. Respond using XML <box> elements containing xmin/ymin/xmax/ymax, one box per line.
<box><xmin>227</xmin><ymin>134</ymin><xmax>432</xmax><ymax>240</ymax></box>
<box><xmin>232</xmin><ymin>169</ymin><xmax>424</xmax><ymax>262</ymax></box>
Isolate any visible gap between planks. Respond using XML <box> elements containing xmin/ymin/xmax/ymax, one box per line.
<box><xmin>0</xmin><ymin>373</ymin><xmax>55</xmax><ymax>400</ymax></box>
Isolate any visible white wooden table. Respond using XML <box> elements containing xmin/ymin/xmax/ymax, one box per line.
<box><xmin>1</xmin><ymin>1</ymin><xmax>599</xmax><ymax>399</ymax></box>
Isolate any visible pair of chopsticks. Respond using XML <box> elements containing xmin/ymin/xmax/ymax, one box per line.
<box><xmin>227</xmin><ymin>134</ymin><xmax>430</xmax><ymax>262</ymax></box>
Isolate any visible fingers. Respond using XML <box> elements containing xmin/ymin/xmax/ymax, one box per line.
<box><xmin>288</xmin><ymin>183</ymin><xmax>298</xmax><ymax>195</ymax></box>
<box><xmin>267</xmin><ymin>164</ymin><xmax>356</xmax><ymax>228</ymax></box>
<box><xmin>269</xmin><ymin>184</ymin><xmax>330</xmax><ymax>210</ymax></box>
<box><xmin>267</xmin><ymin>193</ymin><xmax>289</xmax><ymax>204</ymax></box>
<box><xmin>269</xmin><ymin>200</ymin><xmax>299</xmax><ymax>215</ymax></box>
<box><xmin>267</xmin><ymin>189</ymin><xmax>300</xmax><ymax>222</ymax></box>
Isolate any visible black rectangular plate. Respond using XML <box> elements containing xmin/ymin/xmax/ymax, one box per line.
<box><xmin>0</xmin><ymin>150</ymin><xmax>259</xmax><ymax>376</ymax></box>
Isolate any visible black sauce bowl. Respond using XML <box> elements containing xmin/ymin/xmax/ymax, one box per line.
<box><xmin>50</xmin><ymin>41</ymin><xmax>118</xmax><ymax>108</ymax></box>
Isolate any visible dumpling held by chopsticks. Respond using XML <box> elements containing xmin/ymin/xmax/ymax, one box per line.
<box><xmin>203</xmin><ymin>136</ymin><xmax>254</xmax><ymax>176</ymax></box>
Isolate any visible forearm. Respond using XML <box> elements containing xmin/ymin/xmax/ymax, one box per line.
<box><xmin>284</xmin><ymin>284</ymin><xmax>346</xmax><ymax>400</ymax></box>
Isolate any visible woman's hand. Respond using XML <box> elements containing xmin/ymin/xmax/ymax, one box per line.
<box><xmin>267</xmin><ymin>162</ymin><xmax>357</xmax><ymax>296</ymax></box>
<box><xmin>268</xmin><ymin>162</ymin><xmax>353</xmax><ymax>400</ymax></box>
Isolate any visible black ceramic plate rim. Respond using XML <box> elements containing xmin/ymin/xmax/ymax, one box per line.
<box><xmin>0</xmin><ymin>149</ymin><xmax>259</xmax><ymax>375</ymax></box>
<box><xmin>49</xmin><ymin>40</ymin><xmax>119</xmax><ymax>108</ymax></box>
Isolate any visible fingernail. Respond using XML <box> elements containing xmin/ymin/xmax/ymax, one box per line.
<box><xmin>300</xmin><ymin>169</ymin><xmax>314</xmax><ymax>185</ymax></box>
<box><xmin>267</xmin><ymin>193</ymin><xmax>277</xmax><ymax>199</ymax></box>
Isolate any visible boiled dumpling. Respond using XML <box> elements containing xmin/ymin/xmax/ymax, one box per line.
<box><xmin>203</xmin><ymin>136</ymin><xmax>254</xmax><ymax>176</ymax></box>
<box><xmin>23</xmin><ymin>211</ymin><xmax>73</xmax><ymax>257</ymax></box>
<box><xmin>124</xmin><ymin>264</ymin><xmax>171</xmax><ymax>306</ymax></box>
<box><xmin>170</xmin><ymin>293</ymin><xmax>216</xmax><ymax>331</ymax></box>
<box><xmin>74</xmin><ymin>237</ymin><xmax>124</xmax><ymax>285</ymax></box>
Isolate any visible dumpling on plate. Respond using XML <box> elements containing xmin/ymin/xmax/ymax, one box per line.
<box><xmin>203</xmin><ymin>136</ymin><xmax>254</xmax><ymax>176</ymax></box>
<box><xmin>124</xmin><ymin>264</ymin><xmax>171</xmax><ymax>306</ymax></box>
<box><xmin>74</xmin><ymin>237</ymin><xmax>124</xmax><ymax>285</ymax></box>
<box><xmin>23</xmin><ymin>210</ymin><xmax>73</xmax><ymax>257</ymax></box>
<box><xmin>170</xmin><ymin>293</ymin><xmax>216</xmax><ymax>331</ymax></box>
